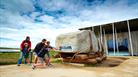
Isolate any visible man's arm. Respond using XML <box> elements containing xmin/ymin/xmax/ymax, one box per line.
<box><xmin>48</xmin><ymin>46</ymin><xmax>59</xmax><ymax>51</ymax></box>
<box><xmin>28</xmin><ymin>41</ymin><xmax>31</xmax><ymax>52</ymax></box>
<box><xmin>20</xmin><ymin>41</ymin><xmax>25</xmax><ymax>51</ymax></box>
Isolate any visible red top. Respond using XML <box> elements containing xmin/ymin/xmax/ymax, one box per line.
<box><xmin>20</xmin><ymin>40</ymin><xmax>31</xmax><ymax>51</ymax></box>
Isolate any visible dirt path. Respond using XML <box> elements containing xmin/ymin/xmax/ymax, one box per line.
<box><xmin>0</xmin><ymin>57</ymin><xmax>138</xmax><ymax>77</ymax></box>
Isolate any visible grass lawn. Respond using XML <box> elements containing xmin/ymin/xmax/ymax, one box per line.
<box><xmin>0</xmin><ymin>50</ymin><xmax>60</xmax><ymax>65</ymax></box>
<box><xmin>0</xmin><ymin>52</ymin><xmax>20</xmax><ymax>65</ymax></box>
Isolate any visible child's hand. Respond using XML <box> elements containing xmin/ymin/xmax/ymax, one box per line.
<box><xmin>52</xmin><ymin>48</ymin><xmax>60</xmax><ymax>51</ymax></box>
<box><xmin>28</xmin><ymin>48</ymin><xmax>31</xmax><ymax>52</ymax></box>
<box><xmin>20</xmin><ymin>48</ymin><xmax>23</xmax><ymax>51</ymax></box>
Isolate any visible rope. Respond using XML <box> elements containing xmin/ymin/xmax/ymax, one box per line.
<box><xmin>69</xmin><ymin>51</ymin><xmax>80</xmax><ymax>63</ymax></box>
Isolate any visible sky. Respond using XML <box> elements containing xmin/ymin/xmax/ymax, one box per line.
<box><xmin>0</xmin><ymin>0</ymin><xmax>138</xmax><ymax>48</ymax></box>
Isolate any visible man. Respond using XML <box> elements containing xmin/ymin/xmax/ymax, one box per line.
<box><xmin>33</xmin><ymin>39</ymin><xmax>47</xmax><ymax>64</ymax></box>
<box><xmin>32</xmin><ymin>41</ymin><xmax>55</xmax><ymax>69</ymax></box>
<box><xmin>32</xmin><ymin>41</ymin><xmax>53</xmax><ymax>69</ymax></box>
<box><xmin>17</xmin><ymin>36</ymin><xmax>31</xmax><ymax>66</ymax></box>
<box><xmin>20</xmin><ymin>36</ymin><xmax>31</xmax><ymax>52</ymax></box>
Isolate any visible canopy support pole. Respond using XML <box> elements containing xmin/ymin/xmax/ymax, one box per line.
<box><xmin>100</xmin><ymin>25</ymin><xmax>103</xmax><ymax>44</ymax></box>
<box><xmin>115</xmin><ymin>27</ymin><xmax>119</xmax><ymax>55</ymax></box>
<box><xmin>103</xmin><ymin>29</ymin><xmax>108</xmax><ymax>55</ymax></box>
<box><xmin>112</xmin><ymin>23</ymin><xmax>116</xmax><ymax>56</ymax></box>
<box><xmin>127</xmin><ymin>20</ymin><xmax>133</xmax><ymax>56</ymax></box>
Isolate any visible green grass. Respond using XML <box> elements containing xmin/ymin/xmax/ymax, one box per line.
<box><xmin>0</xmin><ymin>47</ymin><xmax>19</xmax><ymax>50</ymax></box>
<box><xmin>48</xmin><ymin>50</ymin><xmax>62</xmax><ymax>63</ymax></box>
<box><xmin>0</xmin><ymin>50</ymin><xmax>60</xmax><ymax>65</ymax></box>
<box><xmin>0</xmin><ymin>52</ymin><xmax>20</xmax><ymax>65</ymax></box>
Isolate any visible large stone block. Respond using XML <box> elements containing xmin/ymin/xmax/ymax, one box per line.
<box><xmin>56</xmin><ymin>30</ymin><xmax>99</xmax><ymax>53</ymax></box>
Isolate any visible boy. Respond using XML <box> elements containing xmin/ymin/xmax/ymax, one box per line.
<box><xmin>44</xmin><ymin>41</ymin><xmax>53</xmax><ymax>66</ymax></box>
<box><xmin>23</xmin><ymin>43</ymin><xmax>30</xmax><ymax>64</ymax></box>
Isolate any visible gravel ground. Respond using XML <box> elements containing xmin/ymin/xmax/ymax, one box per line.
<box><xmin>0</xmin><ymin>57</ymin><xmax>138</xmax><ymax>77</ymax></box>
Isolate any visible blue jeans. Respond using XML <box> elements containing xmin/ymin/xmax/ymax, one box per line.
<box><xmin>17</xmin><ymin>52</ymin><xmax>27</xmax><ymax>65</ymax></box>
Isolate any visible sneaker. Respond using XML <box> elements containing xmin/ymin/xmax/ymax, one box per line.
<box><xmin>17</xmin><ymin>64</ymin><xmax>20</xmax><ymax>66</ymax></box>
<box><xmin>32</xmin><ymin>65</ymin><xmax>36</xmax><ymax>70</ymax></box>
<box><xmin>47</xmin><ymin>63</ymin><xmax>53</xmax><ymax>67</ymax></box>
<box><xmin>26</xmin><ymin>63</ymin><xmax>31</xmax><ymax>66</ymax></box>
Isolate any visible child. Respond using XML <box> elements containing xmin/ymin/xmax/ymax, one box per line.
<box><xmin>44</xmin><ymin>41</ymin><xmax>53</xmax><ymax>66</ymax></box>
<box><xmin>17</xmin><ymin>43</ymin><xmax>30</xmax><ymax>66</ymax></box>
<box><xmin>23</xmin><ymin>43</ymin><xmax>30</xmax><ymax>64</ymax></box>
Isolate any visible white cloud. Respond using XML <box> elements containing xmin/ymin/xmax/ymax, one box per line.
<box><xmin>39</xmin><ymin>15</ymin><xmax>55</xmax><ymax>24</ymax></box>
<box><xmin>0</xmin><ymin>0</ymin><xmax>138</xmax><ymax>48</ymax></box>
<box><xmin>0</xmin><ymin>0</ymin><xmax>34</xmax><ymax>13</ymax></box>
<box><xmin>30</xmin><ymin>12</ymin><xmax>41</xmax><ymax>19</ymax></box>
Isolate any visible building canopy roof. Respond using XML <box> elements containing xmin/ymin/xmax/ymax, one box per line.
<box><xmin>79</xmin><ymin>18</ymin><xmax>138</xmax><ymax>34</ymax></box>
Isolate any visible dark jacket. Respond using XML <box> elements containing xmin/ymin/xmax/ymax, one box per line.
<box><xmin>33</xmin><ymin>42</ymin><xmax>45</xmax><ymax>54</ymax></box>
<box><xmin>37</xmin><ymin>45</ymin><xmax>53</xmax><ymax>58</ymax></box>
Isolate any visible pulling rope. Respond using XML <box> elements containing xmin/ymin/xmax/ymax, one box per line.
<box><xmin>69</xmin><ymin>51</ymin><xmax>80</xmax><ymax>63</ymax></box>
